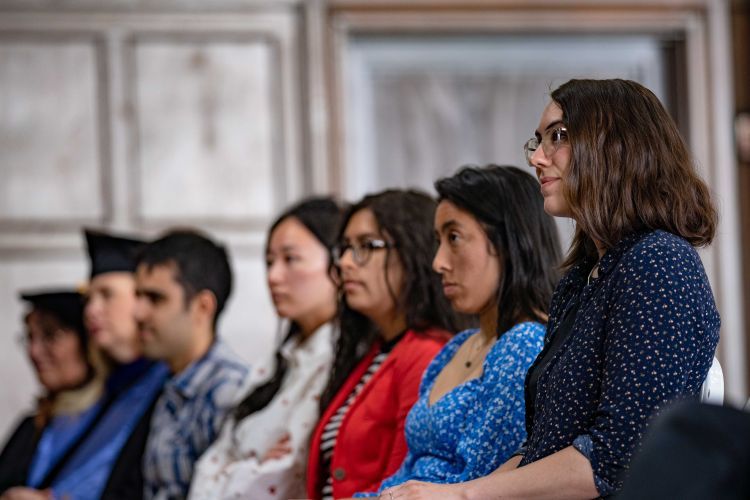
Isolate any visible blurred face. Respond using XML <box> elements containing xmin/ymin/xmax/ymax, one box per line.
<box><xmin>433</xmin><ymin>201</ymin><xmax>501</xmax><ymax>315</ymax></box>
<box><xmin>134</xmin><ymin>263</ymin><xmax>195</xmax><ymax>368</ymax></box>
<box><xmin>84</xmin><ymin>272</ymin><xmax>140</xmax><ymax>363</ymax></box>
<box><xmin>529</xmin><ymin>101</ymin><xmax>573</xmax><ymax>218</ymax></box>
<box><xmin>25</xmin><ymin>311</ymin><xmax>88</xmax><ymax>393</ymax></box>
<box><xmin>338</xmin><ymin>209</ymin><xmax>404</xmax><ymax>321</ymax></box>
<box><xmin>266</xmin><ymin>217</ymin><xmax>337</xmax><ymax>331</ymax></box>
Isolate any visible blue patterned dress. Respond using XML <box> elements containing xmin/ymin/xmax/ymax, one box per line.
<box><xmin>358</xmin><ymin>322</ymin><xmax>545</xmax><ymax>495</ymax></box>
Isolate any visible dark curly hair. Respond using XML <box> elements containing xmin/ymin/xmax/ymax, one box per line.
<box><xmin>319</xmin><ymin>189</ymin><xmax>465</xmax><ymax>412</ymax></box>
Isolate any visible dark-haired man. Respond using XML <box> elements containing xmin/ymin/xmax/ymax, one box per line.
<box><xmin>134</xmin><ymin>230</ymin><xmax>248</xmax><ymax>500</ymax></box>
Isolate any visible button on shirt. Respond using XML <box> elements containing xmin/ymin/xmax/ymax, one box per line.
<box><xmin>520</xmin><ymin>230</ymin><xmax>720</xmax><ymax>497</ymax></box>
<box><xmin>143</xmin><ymin>339</ymin><xmax>249</xmax><ymax>500</ymax></box>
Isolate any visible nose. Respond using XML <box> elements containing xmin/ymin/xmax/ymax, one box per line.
<box><xmin>28</xmin><ymin>336</ymin><xmax>45</xmax><ymax>362</ymax></box>
<box><xmin>267</xmin><ymin>260</ymin><xmax>284</xmax><ymax>286</ymax></box>
<box><xmin>529</xmin><ymin>144</ymin><xmax>550</xmax><ymax>169</ymax></box>
<box><xmin>432</xmin><ymin>241</ymin><xmax>449</xmax><ymax>274</ymax></box>
<box><xmin>84</xmin><ymin>295</ymin><xmax>99</xmax><ymax>322</ymax></box>
<box><xmin>338</xmin><ymin>246</ymin><xmax>356</xmax><ymax>270</ymax></box>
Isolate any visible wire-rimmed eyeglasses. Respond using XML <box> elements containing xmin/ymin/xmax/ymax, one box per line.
<box><xmin>523</xmin><ymin>126</ymin><xmax>568</xmax><ymax>166</ymax></box>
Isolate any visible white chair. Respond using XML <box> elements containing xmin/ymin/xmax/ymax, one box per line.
<box><xmin>699</xmin><ymin>356</ymin><xmax>724</xmax><ymax>404</ymax></box>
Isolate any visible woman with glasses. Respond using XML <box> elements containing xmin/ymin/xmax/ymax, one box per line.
<box><xmin>306</xmin><ymin>190</ymin><xmax>463</xmax><ymax>500</ymax></box>
<box><xmin>1</xmin><ymin>290</ymin><xmax>102</xmax><ymax>497</ymax></box>
<box><xmin>357</xmin><ymin>166</ymin><xmax>560</xmax><ymax>500</ymax></box>
<box><xmin>189</xmin><ymin>197</ymin><xmax>343</xmax><ymax>500</ymax></box>
<box><xmin>389</xmin><ymin>79</ymin><xmax>720</xmax><ymax>499</ymax></box>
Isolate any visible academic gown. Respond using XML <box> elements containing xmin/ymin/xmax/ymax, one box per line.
<box><xmin>0</xmin><ymin>416</ymin><xmax>38</xmax><ymax>493</ymax></box>
<box><xmin>39</xmin><ymin>359</ymin><xmax>169</xmax><ymax>500</ymax></box>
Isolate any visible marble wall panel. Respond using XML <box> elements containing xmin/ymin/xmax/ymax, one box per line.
<box><xmin>129</xmin><ymin>36</ymin><xmax>278</xmax><ymax>226</ymax></box>
<box><xmin>0</xmin><ymin>37</ymin><xmax>107</xmax><ymax>226</ymax></box>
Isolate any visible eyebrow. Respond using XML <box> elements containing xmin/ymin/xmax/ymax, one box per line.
<box><xmin>136</xmin><ymin>288</ymin><xmax>166</xmax><ymax>301</ymax></box>
<box><xmin>438</xmin><ymin>220</ymin><xmax>460</xmax><ymax>233</ymax></box>
<box><xmin>268</xmin><ymin>245</ymin><xmax>299</xmax><ymax>254</ymax></box>
<box><xmin>535</xmin><ymin>119</ymin><xmax>565</xmax><ymax>138</ymax></box>
<box><xmin>343</xmin><ymin>232</ymin><xmax>380</xmax><ymax>241</ymax></box>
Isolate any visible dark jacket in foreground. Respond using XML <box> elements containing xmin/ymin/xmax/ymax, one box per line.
<box><xmin>617</xmin><ymin>401</ymin><xmax>750</xmax><ymax>499</ymax></box>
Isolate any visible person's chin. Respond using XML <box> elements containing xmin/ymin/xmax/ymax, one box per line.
<box><xmin>141</xmin><ymin>341</ymin><xmax>162</xmax><ymax>359</ymax></box>
<box><xmin>543</xmin><ymin>198</ymin><xmax>570</xmax><ymax>218</ymax></box>
<box><xmin>344</xmin><ymin>289</ymin><xmax>366</xmax><ymax>306</ymax></box>
<box><xmin>273</xmin><ymin>304</ymin><xmax>291</xmax><ymax>318</ymax></box>
<box><xmin>453</xmin><ymin>300</ymin><xmax>480</xmax><ymax>316</ymax></box>
<box><xmin>92</xmin><ymin>335</ymin><xmax>114</xmax><ymax>351</ymax></box>
<box><xmin>347</xmin><ymin>300</ymin><xmax>374</xmax><ymax>318</ymax></box>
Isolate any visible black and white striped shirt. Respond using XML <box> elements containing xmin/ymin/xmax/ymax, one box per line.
<box><xmin>320</xmin><ymin>351</ymin><xmax>388</xmax><ymax>500</ymax></box>
<box><xmin>319</xmin><ymin>331</ymin><xmax>407</xmax><ymax>500</ymax></box>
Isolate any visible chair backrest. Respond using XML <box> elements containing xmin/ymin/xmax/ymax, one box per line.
<box><xmin>700</xmin><ymin>356</ymin><xmax>724</xmax><ymax>404</ymax></box>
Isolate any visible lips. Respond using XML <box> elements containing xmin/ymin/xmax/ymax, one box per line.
<box><xmin>343</xmin><ymin>280</ymin><xmax>364</xmax><ymax>292</ymax></box>
<box><xmin>539</xmin><ymin>176</ymin><xmax>560</xmax><ymax>195</ymax></box>
<box><xmin>539</xmin><ymin>176</ymin><xmax>559</xmax><ymax>186</ymax></box>
<box><xmin>87</xmin><ymin>325</ymin><xmax>102</xmax><ymax>337</ymax></box>
<box><xmin>442</xmin><ymin>282</ymin><xmax>459</xmax><ymax>297</ymax></box>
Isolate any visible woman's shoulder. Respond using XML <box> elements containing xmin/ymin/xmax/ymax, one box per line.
<box><xmin>613</xmin><ymin>230</ymin><xmax>708</xmax><ymax>285</ymax></box>
<box><xmin>480</xmin><ymin>322</ymin><xmax>545</xmax><ymax>384</ymax></box>
<box><xmin>624</xmin><ymin>230</ymin><xmax>699</xmax><ymax>264</ymax></box>
<box><xmin>503</xmin><ymin>321</ymin><xmax>546</xmax><ymax>337</ymax></box>
<box><xmin>390</xmin><ymin>328</ymin><xmax>453</xmax><ymax>375</ymax></box>
<box><xmin>490</xmin><ymin>322</ymin><xmax>545</xmax><ymax>357</ymax></box>
<box><xmin>1</xmin><ymin>413</ymin><xmax>37</xmax><ymax>447</ymax></box>
<box><xmin>403</xmin><ymin>327</ymin><xmax>453</xmax><ymax>348</ymax></box>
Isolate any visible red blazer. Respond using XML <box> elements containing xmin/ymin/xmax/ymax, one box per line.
<box><xmin>306</xmin><ymin>328</ymin><xmax>449</xmax><ymax>499</ymax></box>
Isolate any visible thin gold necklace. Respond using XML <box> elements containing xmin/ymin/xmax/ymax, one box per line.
<box><xmin>464</xmin><ymin>334</ymin><xmax>493</xmax><ymax>369</ymax></box>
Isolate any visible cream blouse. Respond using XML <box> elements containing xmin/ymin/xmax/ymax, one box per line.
<box><xmin>188</xmin><ymin>323</ymin><xmax>334</xmax><ymax>500</ymax></box>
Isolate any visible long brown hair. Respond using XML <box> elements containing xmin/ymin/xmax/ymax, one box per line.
<box><xmin>551</xmin><ymin>79</ymin><xmax>717</xmax><ymax>268</ymax></box>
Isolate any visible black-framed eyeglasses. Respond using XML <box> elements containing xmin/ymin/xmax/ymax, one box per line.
<box><xmin>523</xmin><ymin>126</ymin><xmax>568</xmax><ymax>166</ymax></box>
<box><xmin>333</xmin><ymin>238</ymin><xmax>395</xmax><ymax>266</ymax></box>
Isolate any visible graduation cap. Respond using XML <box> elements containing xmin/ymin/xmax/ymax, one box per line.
<box><xmin>84</xmin><ymin>229</ymin><xmax>145</xmax><ymax>279</ymax></box>
<box><xmin>19</xmin><ymin>289</ymin><xmax>87</xmax><ymax>341</ymax></box>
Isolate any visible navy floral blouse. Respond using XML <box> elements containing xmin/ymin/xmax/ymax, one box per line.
<box><xmin>520</xmin><ymin>230</ymin><xmax>720</xmax><ymax>496</ymax></box>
